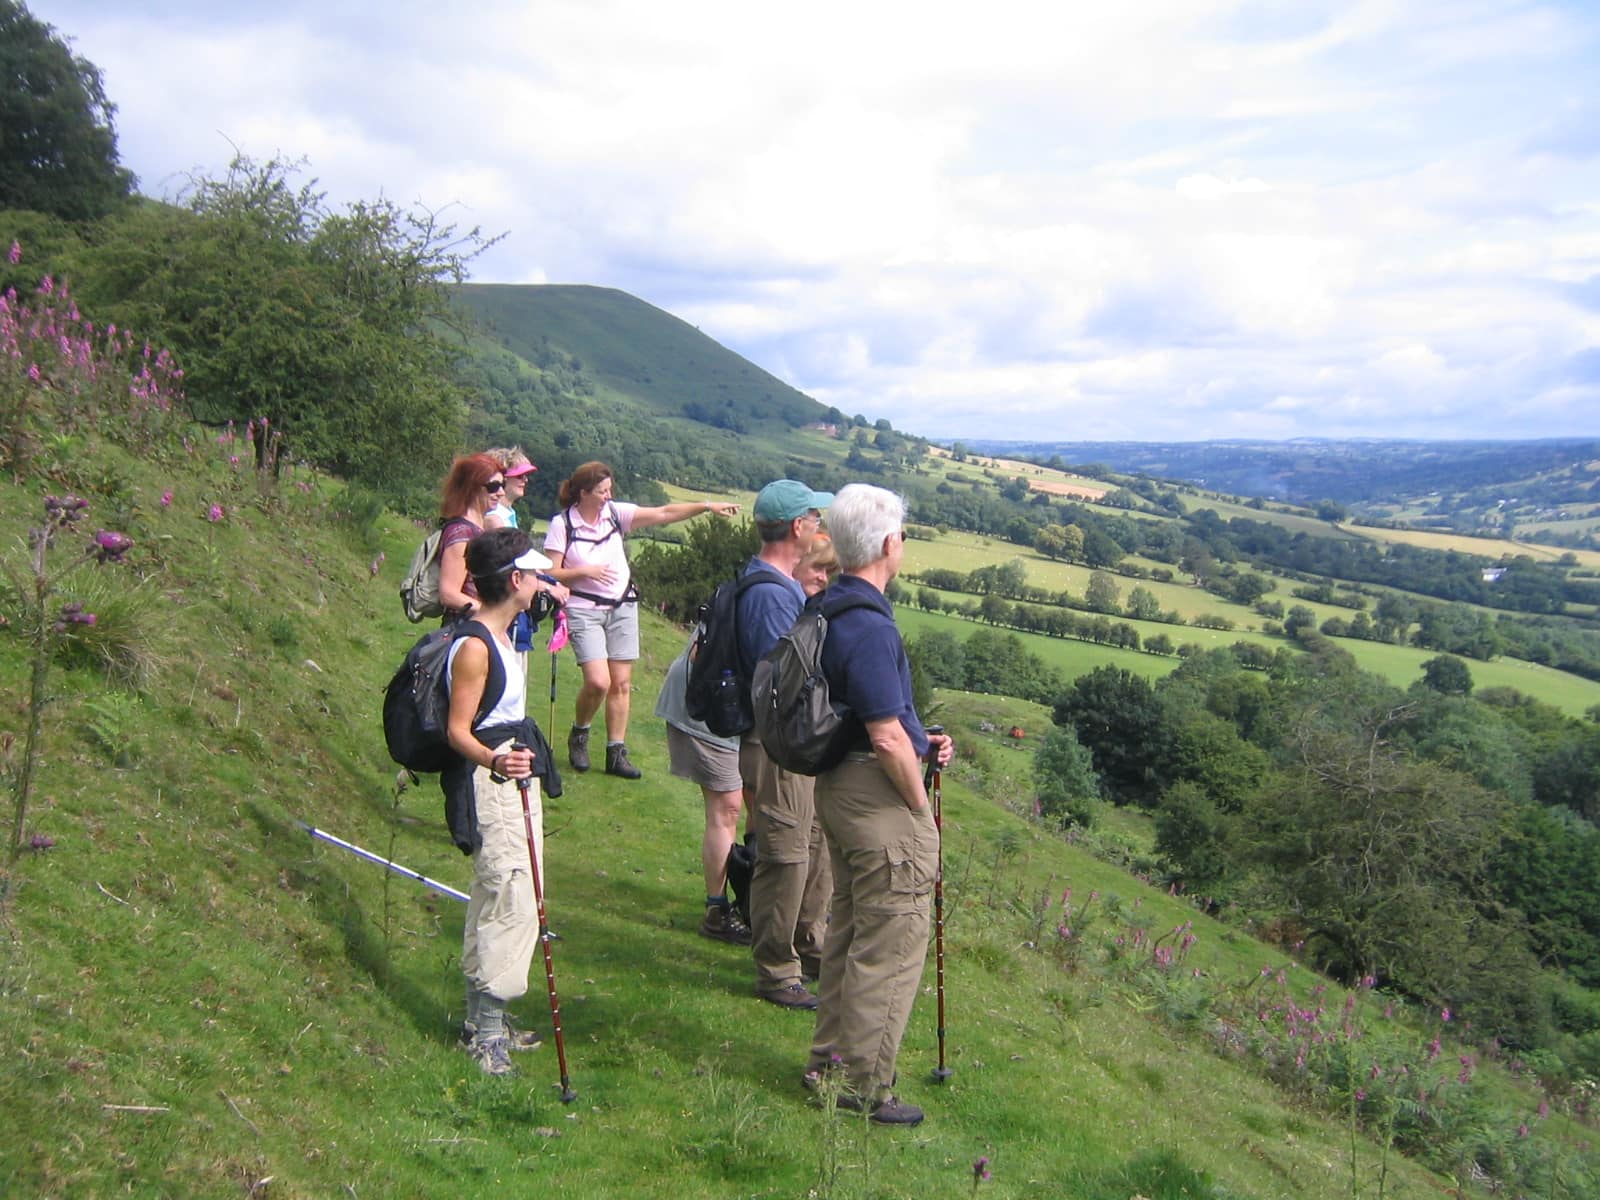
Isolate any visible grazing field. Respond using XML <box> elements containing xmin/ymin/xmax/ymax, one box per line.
<box><xmin>895</xmin><ymin>597</ymin><xmax>1600</xmax><ymax>716</ymax></box>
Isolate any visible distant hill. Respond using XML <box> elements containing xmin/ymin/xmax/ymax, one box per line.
<box><xmin>455</xmin><ymin>283</ymin><xmax>830</xmax><ymax>433</ymax></box>
<box><xmin>964</xmin><ymin>437</ymin><xmax>1600</xmax><ymax>550</ymax></box>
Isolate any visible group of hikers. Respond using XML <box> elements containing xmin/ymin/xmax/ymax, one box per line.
<box><xmin>430</xmin><ymin>450</ymin><xmax>953</xmax><ymax>1126</ymax></box>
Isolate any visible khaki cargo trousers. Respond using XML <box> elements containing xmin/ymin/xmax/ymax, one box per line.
<box><xmin>461</xmin><ymin>764</ymin><xmax>545</xmax><ymax>1002</ymax></box>
<box><xmin>807</xmin><ymin>754</ymin><xmax>938</xmax><ymax>1102</ymax></box>
<box><xmin>741</xmin><ymin>738</ymin><xmax>832</xmax><ymax>992</ymax></box>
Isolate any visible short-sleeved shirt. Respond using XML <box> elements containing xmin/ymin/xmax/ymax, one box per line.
<box><xmin>439</xmin><ymin>516</ymin><xmax>482</xmax><ymax>601</ymax></box>
<box><xmin>818</xmin><ymin>574</ymin><xmax>929</xmax><ymax>759</ymax></box>
<box><xmin>735</xmin><ymin>557</ymin><xmax>805</xmax><ymax>677</ymax></box>
<box><xmin>652</xmin><ymin>634</ymin><xmax>740</xmax><ymax>750</ymax></box>
<box><xmin>543</xmin><ymin>501</ymin><xmax>638</xmax><ymax>609</ymax></box>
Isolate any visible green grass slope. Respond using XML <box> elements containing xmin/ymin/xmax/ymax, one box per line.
<box><xmin>456</xmin><ymin>283</ymin><xmax>829</xmax><ymax>432</ymax></box>
<box><xmin>0</xmin><ymin>434</ymin><xmax>1501</xmax><ymax>1199</ymax></box>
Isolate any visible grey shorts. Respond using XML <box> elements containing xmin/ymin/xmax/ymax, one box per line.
<box><xmin>666</xmin><ymin>725</ymin><xmax>743</xmax><ymax>793</ymax></box>
<box><xmin>565</xmin><ymin>602</ymin><xmax>640</xmax><ymax>664</ymax></box>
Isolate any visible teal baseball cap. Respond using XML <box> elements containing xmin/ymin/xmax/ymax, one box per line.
<box><xmin>753</xmin><ymin>479</ymin><xmax>834</xmax><ymax>522</ymax></box>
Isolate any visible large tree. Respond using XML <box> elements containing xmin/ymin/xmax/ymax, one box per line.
<box><xmin>73</xmin><ymin>156</ymin><xmax>498</xmax><ymax>497</ymax></box>
<box><xmin>0</xmin><ymin>0</ymin><xmax>134</xmax><ymax>219</ymax></box>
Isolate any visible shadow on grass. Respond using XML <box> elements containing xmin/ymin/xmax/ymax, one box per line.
<box><xmin>1071</xmin><ymin>1147</ymin><xmax>1235</xmax><ymax>1200</ymax></box>
<box><xmin>246</xmin><ymin>802</ymin><xmax>456</xmax><ymax>1045</ymax></box>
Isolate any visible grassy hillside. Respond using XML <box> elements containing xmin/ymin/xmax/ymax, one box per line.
<box><xmin>455</xmin><ymin>283</ymin><xmax>829</xmax><ymax>432</ymax></box>
<box><xmin>9</xmin><ymin>429</ymin><xmax>1589</xmax><ymax>1197</ymax></box>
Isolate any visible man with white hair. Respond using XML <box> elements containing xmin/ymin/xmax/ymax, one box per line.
<box><xmin>801</xmin><ymin>483</ymin><xmax>953</xmax><ymax>1126</ymax></box>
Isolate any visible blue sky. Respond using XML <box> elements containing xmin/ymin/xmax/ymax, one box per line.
<box><xmin>27</xmin><ymin>0</ymin><xmax>1600</xmax><ymax>443</ymax></box>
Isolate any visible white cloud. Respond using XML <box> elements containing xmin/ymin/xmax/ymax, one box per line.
<box><xmin>20</xmin><ymin>0</ymin><xmax>1600</xmax><ymax>441</ymax></box>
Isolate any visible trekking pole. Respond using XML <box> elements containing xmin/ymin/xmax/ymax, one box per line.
<box><xmin>512</xmin><ymin>742</ymin><xmax>577</xmax><ymax>1103</ymax></box>
<box><xmin>548</xmin><ymin>648</ymin><xmax>558</xmax><ymax>736</ymax></box>
<box><xmin>295</xmin><ymin>821</ymin><xmax>469</xmax><ymax>903</ymax></box>
<box><xmin>924</xmin><ymin>726</ymin><xmax>953</xmax><ymax>1082</ymax></box>
<box><xmin>547</xmin><ymin>608</ymin><xmax>569</xmax><ymax>739</ymax></box>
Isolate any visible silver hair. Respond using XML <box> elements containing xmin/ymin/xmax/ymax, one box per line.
<box><xmin>828</xmin><ymin>484</ymin><xmax>905</xmax><ymax>570</ymax></box>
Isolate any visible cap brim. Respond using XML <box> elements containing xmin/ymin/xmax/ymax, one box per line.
<box><xmin>512</xmin><ymin>548</ymin><xmax>553</xmax><ymax>570</ymax></box>
<box><xmin>505</xmin><ymin>464</ymin><xmax>538</xmax><ymax>477</ymax></box>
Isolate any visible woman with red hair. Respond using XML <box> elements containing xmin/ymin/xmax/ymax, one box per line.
<box><xmin>437</xmin><ymin>454</ymin><xmax>561</xmax><ymax>621</ymax></box>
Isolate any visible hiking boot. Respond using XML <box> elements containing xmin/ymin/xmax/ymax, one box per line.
<box><xmin>868</xmin><ymin>1095</ymin><xmax>924</xmax><ymax>1125</ymax></box>
<box><xmin>461</xmin><ymin>1016</ymin><xmax>543</xmax><ymax>1053</ymax></box>
<box><xmin>567</xmin><ymin>726</ymin><xmax>591</xmax><ymax>773</ymax></box>
<box><xmin>699</xmin><ymin>903</ymin><xmax>753</xmax><ymax>946</ymax></box>
<box><xmin>758</xmin><ymin>982</ymin><xmax>819</xmax><ymax>1011</ymax></box>
<box><xmin>604</xmin><ymin>742</ymin><xmax>641</xmax><ymax>779</ymax></box>
<box><xmin>469</xmin><ymin>1035</ymin><xmax>516</xmax><ymax>1077</ymax></box>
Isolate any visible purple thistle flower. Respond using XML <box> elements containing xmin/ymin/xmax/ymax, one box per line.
<box><xmin>7</xmin><ymin>239</ymin><xmax>20</xmax><ymax>265</ymax></box>
<box><xmin>1441</xmin><ymin>1007</ymin><xmax>1452</xmax><ymax>1023</ymax></box>
<box><xmin>161</xmin><ymin>489</ymin><xmax>173</xmax><ymax>507</ymax></box>
<box><xmin>29</xmin><ymin>832</ymin><xmax>54</xmax><ymax>850</ymax></box>
<box><xmin>972</xmin><ymin>1156</ymin><xmax>991</xmax><ymax>1184</ymax></box>
<box><xmin>91</xmin><ymin>529</ymin><xmax>133</xmax><ymax>564</ymax></box>
<box><xmin>208</xmin><ymin>503</ymin><xmax>224</xmax><ymax>523</ymax></box>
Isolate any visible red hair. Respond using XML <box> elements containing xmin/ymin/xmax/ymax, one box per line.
<box><xmin>439</xmin><ymin>453</ymin><xmax>503</xmax><ymax>520</ymax></box>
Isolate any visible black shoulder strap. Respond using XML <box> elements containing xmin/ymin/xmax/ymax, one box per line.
<box><xmin>457</xmin><ymin>619</ymin><xmax>507</xmax><ymax>725</ymax></box>
<box><xmin>817</xmin><ymin>591</ymin><xmax>882</xmax><ymax>621</ymax></box>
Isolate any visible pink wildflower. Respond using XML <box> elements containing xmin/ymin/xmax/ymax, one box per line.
<box><xmin>160</xmin><ymin>489</ymin><xmax>173</xmax><ymax>508</ymax></box>
<box><xmin>208</xmin><ymin>504</ymin><xmax>224</xmax><ymax>523</ymax></box>
<box><xmin>7</xmin><ymin>240</ymin><xmax>20</xmax><ymax>265</ymax></box>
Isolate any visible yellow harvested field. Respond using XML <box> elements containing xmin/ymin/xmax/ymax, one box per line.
<box><xmin>1029</xmin><ymin>478</ymin><xmax>1108</xmax><ymax>500</ymax></box>
<box><xmin>1341</xmin><ymin>524</ymin><xmax>1600</xmax><ymax>569</ymax></box>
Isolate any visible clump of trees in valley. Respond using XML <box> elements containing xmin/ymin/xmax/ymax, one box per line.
<box><xmin>1026</xmin><ymin>640</ymin><xmax>1600</xmax><ymax>1071</ymax></box>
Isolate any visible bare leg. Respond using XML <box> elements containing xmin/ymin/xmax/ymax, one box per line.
<box><xmin>701</xmin><ymin>785</ymin><xmax>744</xmax><ymax>897</ymax></box>
<box><xmin>604</xmin><ymin>658</ymin><xmax>633</xmax><ymax>743</ymax></box>
<box><xmin>574</xmin><ymin>658</ymin><xmax>609</xmax><ymax>728</ymax></box>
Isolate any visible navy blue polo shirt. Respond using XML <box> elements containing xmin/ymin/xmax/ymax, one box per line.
<box><xmin>818</xmin><ymin>574</ymin><xmax>929</xmax><ymax>758</ymax></box>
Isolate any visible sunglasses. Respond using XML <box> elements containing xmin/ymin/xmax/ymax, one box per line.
<box><xmin>484</xmin><ymin>479</ymin><xmax>506</xmax><ymax>493</ymax></box>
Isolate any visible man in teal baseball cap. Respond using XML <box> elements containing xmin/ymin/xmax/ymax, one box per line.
<box><xmin>739</xmin><ymin>480</ymin><xmax>834</xmax><ymax>1009</ymax></box>
<box><xmin>752</xmin><ymin>479</ymin><xmax>835</xmax><ymax>524</ymax></box>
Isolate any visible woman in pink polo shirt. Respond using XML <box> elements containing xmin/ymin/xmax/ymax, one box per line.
<box><xmin>543</xmin><ymin>461</ymin><xmax>739</xmax><ymax>780</ymax></box>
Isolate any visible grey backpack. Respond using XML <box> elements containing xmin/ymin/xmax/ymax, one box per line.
<box><xmin>751</xmin><ymin>593</ymin><xmax>876</xmax><ymax>775</ymax></box>
<box><xmin>399</xmin><ymin>522</ymin><xmax>449</xmax><ymax>622</ymax></box>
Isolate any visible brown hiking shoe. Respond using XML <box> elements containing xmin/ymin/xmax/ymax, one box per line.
<box><xmin>758</xmin><ymin>982</ymin><xmax>819</xmax><ymax>1010</ymax></box>
<box><xmin>699</xmin><ymin>903</ymin><xmax>753</xmax><ymax>946</ymax></box>
<box><xmin>604</xmin><ymin>742</ymin><xmax>641</xmax><ymax>779</ymax></box>
<box><xmin>567</xmin><ymin>726</ymin><xmax>591</xmax><ymax>772</ymax></box>
<box><xmin>868</xmin><ymin>1095</ymin><xmax>924</xmax><ymax>1126</ymax></box>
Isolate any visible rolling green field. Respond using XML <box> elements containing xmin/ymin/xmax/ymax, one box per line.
<box><xmin>896</xmin><ymin>592</ymin><xmax>1600</xmax><ymax>716</ymax></box>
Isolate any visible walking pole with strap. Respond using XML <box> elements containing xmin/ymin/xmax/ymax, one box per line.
<box><xmin>512</xmin><ymin>742</ymin><xmax>577</xmax><ymax>1103</ymax></box>
<box><xmin>547</xmin><ymin>609</ymin><xmax>569</xmax><ymax>742</ymax></box>
<box><xmin>924</xmin><ymin>726</ymin><xmax>953</xmax><ymax>1082</ymax></box>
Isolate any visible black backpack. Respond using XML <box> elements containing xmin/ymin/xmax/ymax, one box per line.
<box><xmin>382</xmin><ymin>620</ymin><xmax>505</xmax><ymax>773</ymax></box>
<box><xmin>751</xmin><ymin>592</ymin><xmax>878</xmax><ymax>775</ymax></box>
<box><xmin>684</xmin><ymin>571</ymin><xmax>786</xmax><ymax>737</ymax></box>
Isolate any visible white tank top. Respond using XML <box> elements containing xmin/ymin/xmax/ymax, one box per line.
<box><xmin>446</xmin><ymin>629</ymin><xmax>526</xmax><ymax>729</ymax></box>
